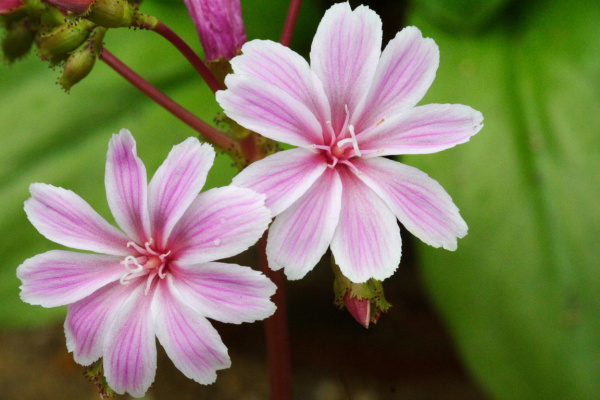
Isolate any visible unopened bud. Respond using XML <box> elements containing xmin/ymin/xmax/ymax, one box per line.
<box><xmin>37</xmin><ymin>18</ymin><xmax>95</xmax><ymax>64</ymax></box>
<box><xmin>44</xmin><ymin>0</ymin><xmax>92</xmax><ymax>14</ymax></box>
<box><xmin>332</xmin><ymin>259</ymin><xmax>391</xmax><ymax>328</ymax></box>
<box><xmin>44</xmin><ymin>0</ymin><xmax>157</xmax><ymax>29</ymax></box>
<box><xmin>184</xmin><ymin>0</ymin><xmax>246</xmax><ymax>62</ymax></box>
<box><xmin>58</xmin><ymin>26</ymin><xmax>104</xmax><ymax>91</ymax></box>
<box><xmin>1</xmin><ymin>17</ymin><xmax>35</xmax><ymax>62</ymax></box>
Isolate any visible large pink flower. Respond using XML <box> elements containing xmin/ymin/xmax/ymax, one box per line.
<box><xmin>217</xmin><ymin>2</ymin><xmax>484</xmax><ymax>283</ymax></box>
<box><xmin>17</xmin><ymin>130</ymin><xmax>275</xmax><ymax>398</ymax></box>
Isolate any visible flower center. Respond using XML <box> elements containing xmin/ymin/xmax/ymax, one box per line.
<box><xmin>119</xmin><ymin>238</ymin><xmax>171</xmax><ymax>294</ymax></box>
<box><xmin>311</xmin><ymin>105</ymin><xmax>362</xmax><ymax>169</ymax></box>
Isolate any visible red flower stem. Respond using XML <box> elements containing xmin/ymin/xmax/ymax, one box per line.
<box><xmin>152</xmin><ymin>21</ymin><xmax>224</xmax><ymax>93</ymax></box>
<box><xmin>259</xmin><ymin>235</ymin><xmax>293</xmax><ymax>400</ymax></box>
<box><xmin>100</xmin><ymin>49</ymin><xmax>240</xmax><ymax>153</ymax></box>
<box><xmin>280</xmin><ymin>0</ymin><xmax>303</xmax><ymax>47</ymax></box>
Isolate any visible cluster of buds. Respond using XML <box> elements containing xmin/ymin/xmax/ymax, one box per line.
<box><xmin>1</xmin><ymin>0</ymin><xmax>157</xmax><ymax>90</ymax></box>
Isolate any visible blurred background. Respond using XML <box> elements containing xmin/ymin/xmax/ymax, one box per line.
<box><xmin>1</xmin><ymin>0</ymin><xmax>598</xmax><ymax>399</ymax></box>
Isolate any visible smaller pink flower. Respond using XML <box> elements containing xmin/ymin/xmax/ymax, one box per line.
<box><xmin>184</xmin><ymin>0</ymin><xmax>246</xmax><ymax>61</ymax></box>
<box><xmin>0</xmin><ymin>0</ymin><xmax>24</xmax><ymax>14</ymax></box>
<box><xmin>17</xmin><ymin>129</ymin><xmax>275</xmax><ymax>398</ymax></box>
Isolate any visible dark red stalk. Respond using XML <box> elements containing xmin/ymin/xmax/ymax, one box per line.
<box><xmin>259</xmin><ymin>235</ymin><xmax>293</xmax><ymax>400</ymax></box>
<box><xmin>152</xmin><ymin>22</ymin><xmax>224</xmax><ymax>93</ymax></box>
<box><xmin>100</xmin><ymin>49</ymin><xmax>239</xmax><ymax>153</ymax></box>
<box><xmin>280</xmin><ymin>0</ymin><xmax>303</xmax><ymax>47</ymax></box>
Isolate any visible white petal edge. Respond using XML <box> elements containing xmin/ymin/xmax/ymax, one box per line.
<box><xmin>17</xmin><ymin>250</ymin><xmax>123</xmax><ymax>307</ymax></box>
<box><xmin>232</xmin><ymin>148</ymin><xmax>327</xmax><ymax>216</ymax></box>
<box><xmin>310</xmin><ymin>2</ymin><xmax>382</xmax><ymax>133</ymax></box>
<box><xmin>148</xmin><ymin>138</ymin><xmax>215</xmax><ymax>248</ymax></box>
<box><xmin>105</xmin><ymin>129</ymin><xmax>151</xmax><ymax>245</ymax></box>
<box><xmin>25</xmin><ymin>183</ymin><xmax>129</xmax><ymax>256</ymax></box>
<box><xmin>267</xmin><ymin>168</ymin><xmax>342</xmax><ymax>280</ymax></box>
<box><xmin>171</xmin><ymin>262</ymin><xmax>276</xmax><ymax>324</ymax></box>
<box><xmin>152</xmin><ymin>276</ymin><xmax>231</xmax><ymax>384</ymax></box>
<box><xmin>353</xmin><ymin>157</ymin><xmax>467</xmax><ymax>250</ymax></box>
<box><xmin>330</xmin><ymin>166</ymin><xmax>402</xmax><ymax>283</ymax></box>
<box><xmin>169</xmin><ymin>186</ymin><xmax>271</xmax><ymax>266</ymax></box>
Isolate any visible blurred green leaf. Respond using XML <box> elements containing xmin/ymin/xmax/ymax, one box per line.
<box><xmin>0</xmin><ymin>0</ymin><xmax>319</xmax><ymax>329</ymax></box>
<box><xmin>405</xmin><ymin>0</ymin><xmax>600</xmax><ymax>399</ymax></box>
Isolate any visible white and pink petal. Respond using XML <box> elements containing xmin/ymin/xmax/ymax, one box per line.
<box><xmin>330</xmin><ymin>167</ymin><xmax>402</xmax><ymax>283</ymax></box>
<box><xmin>170</xmin><ymin>262</ymin><xmax>276</xmax><ymax>324</ymax></box>
<box><xmin>358</xmin><ymin>103</ymin><xmax>484</xmax><ymax>157</ymax></box>
<box><xmin>231</xmin><ymin>40</ymin><xmax>333</xmax><ymax>143</ymax></box>
<box><xmin>152</xmin><ymin>276</ymin><xmax>231</xmax><ymax>384</ymax></box>
<box><xmin>17</xmin><ymin>250</ymin><xmax>123</xmax><ymax>308</ymax></box>
<box><xmin>105</xmin><ymin>129</ymin><xmax>151</xmax><ymax>245</ymax></box>
<box><xmin>102</xmin><ymin>282</ymin><xmax>156</xmax><ymax>398</ymax></box>
<box><xmin>64</xmin><ymin>281</ymin><xmax>133</xmax><ymax>366</ymax></box>
<box><xmin>353</xmin><ymin>26</ymin><xmax>439</xmax><ymax>131</ymax></box>
<box><xmin>353</xmin><ymin>157</ymin><xmax>467</xmax><ymax>250</ymax></box>
<box><xmin>232</xmin><ymin>148</ymin><xmax>327</xmax><ymax>216</ymax></box>
<box><xmin>148</xmin><ymin>138</ymin><xmax>215</xmax><ymax>248</ymax></box>
<box><xmin>25</xmin><ymin>183</ymin><xmax>130</xmax><ymax>256</ymax></box>
<box><xmin>310</xmin><ymin>2</ymin><xmax>382</xmax><ymax>133</ymax></box>
<box><xmin>218</xmin><ymin>74</ymin><xmax>324</xmax><ymax>147</ymax></box>
<box><xmin>169</xmin><ymin>186</ymin><xmax>271</xmax><ymax>266</ymax></box>
<box><xmin>267</xmin><ymin>168</ymin><xmax>342</xmax><ymax>280</ymax></box>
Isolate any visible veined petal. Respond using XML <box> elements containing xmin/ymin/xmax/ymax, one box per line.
<box><xmin>17</xmin><ymin>250</ymin><xmax>123</xmax><ymax>307</ymax></box>
<box><xmin>353</xmin><ymin>157</ymin><xmax>467</xmax><ymax>250</ymax></box>
<box><xmin>232</xmin><ymin>148</ymin><xmax>327</xmax><ymax>216</ymax></box>
<box><xmin>359</xmin><ymin>104</ymin><xmax>484</xmax><ymax>157</ymax></box>
<box><xmin>65</xmin><ymin>281</ymin><xmax>132</xmax><ymax>365</ymax></box>
<box><xmin>217</xmin><ymin>74</ymin><xmax>324</xmax><ymax>147</ymax></box>
<box><xmin>152</xmin><ymin>276</ymin><xmax>231</xmax><ymax>384</ymax></box>
<box><xmin>171</xmin><ymin>262</ymin><xmax>276</xmax><ymax>324</ymax></box>
<box><xmin>231</xmin><ymin>40</ymin><xmax>333</xmax><ymax>143</ymax></box>
<box><xmin>267</xmin><ymin>168</ymin><xmax>342</xmax><ymax>280</ymax></box>
<box><xmin>330</xmin><ymin>167</ymin><xmax>402</xmax><ymax>283</ymax></box>
<box><xmin>103</xmin><ymin>282</ymin><xmax>156</xmax><ymax>398</ymax></box>
<box><xmin>25</xmin><ymin>183</ymin><xmax>129</xmax><ymax>255</ymax></box>
<box><xmin>169</xmin><ymin>187</ymin><xmax>271</xmax><ymax>266</ymax></box>
<box><xmin>148</xmin><ymin>138</ymin><xmax>215</xmax><ymax>248</ymax></box>
<box><xmin>353</xmin><ymin>26</ymin><xmax>439</xmax><ymax>131</ymax></box>
<box><xmin>310</xmin><ymin>2</ymin><xmax>382</xmax><ymax>133</ymax></box>
<box><xmin>105</xmin><ymin>129</ymin><xmax>151</xmax><ymax>244</ymax></box>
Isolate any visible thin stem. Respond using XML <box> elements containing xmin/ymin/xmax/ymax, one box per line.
<box><xmin>100</xmin><ymin>49</ymin><xmax>240</xmax><ymax>153</ymax></box>
<box><xmin>258</xmin><ymin>235</ymin><xmax>293</xmax><ymax>400</ymax></box>
<box><xmin>280</xmin><ymin>0</ymin><xmax>303</xmax><ymax>47</ymax></box>
<box><xmin>152</xmin><ymin>21</ymin><xmax>224</xmax><ymax>93</ymax></box>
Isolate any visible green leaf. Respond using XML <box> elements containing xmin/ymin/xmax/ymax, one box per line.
<box><xmin>0</xmin><ymin>0</ymin><xmax>319</xmax><ymax>329</ymax></box>
<box><xmin>404</xmin><ymin>0</ymin><xmax>600</xmax><ymax>399</ymax></box>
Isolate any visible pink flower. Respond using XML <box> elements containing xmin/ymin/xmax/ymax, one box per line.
<box><xmin>184</xmin><ymin>0</ymin><xmax>246</xmax><ymax>61</ymax></box>
<box><xmin>17</xmin><ymin>129</ymin><xmax>275</xmax><ymax>398</ymax></box>
<box><xmin>217</xmin><ymin>3</ymin><xmax>484</xmax><ymax>283</ymax></box>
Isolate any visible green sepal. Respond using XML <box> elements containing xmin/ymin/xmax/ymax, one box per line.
<box><xmin>83</xmin><ymin>358</ymin><xmax>115</xmax><ymax>399</ymax></box>
<box><xmin>36</xmin><ymin>18</ymin><xmax>95</xmax><ymax>65</ymax></box>
<box><xmin>332</xmin><ymin>257</ymin><xmax>392</xmax><ymax>325</ymax></box>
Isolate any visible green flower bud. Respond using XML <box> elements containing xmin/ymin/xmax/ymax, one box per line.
<box><xmin>1</xmin><ymin>17</ymin><xmax>35</xmax><ymax>62</ymax></box>
<box><xmin>58</xmin><ymin>26</ymin><xmax>104</xmax><ymax>91</ymax></box>
<box><xmin>37</xmin><ymin>18</ymin><xmax>95</xmax><ymax>65</ymax></box>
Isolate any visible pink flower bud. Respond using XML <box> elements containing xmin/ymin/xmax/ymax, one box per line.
<box><xmin>0</xmin><ymin>0</ymin><xmax>24</xmax><ymax>14</ymax></box>
<box><xmin>344</xmin><ymin>292</ymin><xmax>371</xmax><ymax>328</ymax></box>
<box><xmin>44</xmin><ymin>0</ymin><xmax>93</xmax><ymax>14</ymax></box>
<box><xmin>183</xmin><ymin>0</ymin><xmax>246</xmax><ymax>61</ymax></box>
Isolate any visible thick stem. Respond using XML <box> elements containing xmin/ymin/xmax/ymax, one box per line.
<box><xmin>259</xmin><ymin>235</ymin><xmax>293</xmax><ymax>400</ymax></box>
<box><xmin>280</xmin><ymin>0</ymin><xmax>303</xmax><ymax>47</ymax></box>
<box><xmin>152</xmin><ymin>21</ymin><xmax>224</xmax><ymax>93</ymax></box>
<box><xmin>100</xmin><ymin>49</ymin><xmax>240</xmax><ymax>153</ymax></box>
